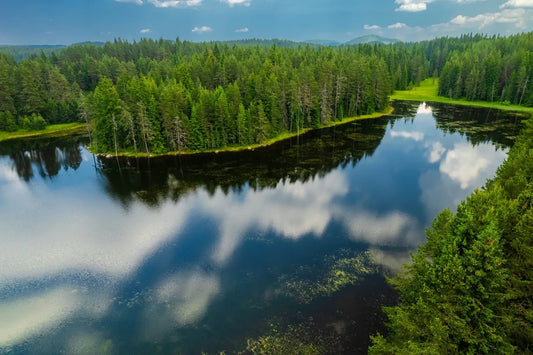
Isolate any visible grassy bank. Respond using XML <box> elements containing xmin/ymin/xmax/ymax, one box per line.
<box><xmin>391</xmin><ymin>78</ymin><xmax>533</xmax><ymax>114</ymax></box>
<box><xmin>93</xmin><ymin>106</ymin><xmax>394</xmax><ymax>158</ymax></box>
<box><xmin>0</xmin><ymin>122</ymin><xmax>88</xmax><ymax>143</ymax></box>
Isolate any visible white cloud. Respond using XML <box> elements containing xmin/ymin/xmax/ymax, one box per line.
<box><xmin>440</xmin><ymin>142</ymin><xmax>507</xmax><ymax>189</ymax></box>
<box><xmin>0</xmin><ymin>165</ymin><xmax>190</xmax><ymax>286</ymax></box>
<box><xmin>364</xmin><ymin>24</ymin><xmax>381</xmax><ymax>30</ymax></box>
<box><xmin>192</xmin><ymin>26</ymin><xmax>213</xmax><ymax>33</ymax></box>
<box><xmin>199</xmin><ymin>171</ymin><xmax>348</xmax><ymax>265</ymax></box>
<box><xmin>391</xmin><ymin>130</ymin><xmax>425</xmax><ymax>141</ymax></box>
<box><xmin>388</xmin><ymin>22</ymin><xmax>408</xmax><ymax>29</ymax></box>
<box><xmin>339</xmin><ymin>210</ymin><xmax>421</xmax><ymax>246</ymax></box>
<box><xmin>416</xmin><ymin>102</ymin><xmax>433</xmax><ymax>114</ymax></box>
<box><xmin>427</xmin><ymin>141</ymin><xmax>446</xmax><ymax>163</ymax></box>
<box><xmin>235</xmin><ymin>27</ymin><xmax>249</xmax><ymax>33</ymax></box>
<box><xmin>140</xmin><ymin>28</ymin><xmax>151</xmax><ymax>34</ymax></box>
<box><xmin>220</xmin><ymin>0</ymin><xmax>251</xmax><ymax>6</ymax></box>
<box><xmin>155</xmin><ymin>271</ymin><xmax>220</xmax><ymax>326</ymax></box>
<box><xmin>140</xmin><ymin>271</ymin><xmax>220</xmax><ymax>341</ymax></box>
<box><xmin>395</xmin><ymin>0</ymin><xmax>433</xmax><ymax>12</ymax></box>
<box><xmin>0</xmin><ymin>287</ymin><xmax>110</xmax><ymax>348</ymax></box>
<box><xmin>116</xmin><ymin>0</ymin><xmax>143</xmax><ymax>4</ymax></box>
<box><xmin>147</xmin><ymin>0</ymin><xmax>202</xmax><ymax>7</ymax></box>
<box><xmin>447</xmin><ymin>9</ymin><xmax>528</xmax><ymax>29</ymax></box>
<box><xmin>500</xmin><ymin>0</ymin><xmax>533</xmax><ymax>8</ymax></box>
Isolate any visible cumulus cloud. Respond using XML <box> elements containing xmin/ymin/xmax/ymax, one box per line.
<box><xmin>426</xmin><ymin>141</ymin><xmax>446</xmax><ymax>163</ymax></box>
<box><xmin>192</xmin><ymin>26</ymin><xmax>213</xmax><ymax>33</ymax></box>
<box><xmin>395</xmin><ymin>0</ymin><xmax>433</xmax><ymax>12</ymax></box>
<box><xmin>449</xmin><ymin>8</ymin><xmax>528</xmax><ymax>28</ymax></box>
<box><xmin>390</xmin><ymin>130</ymin><xmax>425</xmax><ymax>141</ymax></box>
<box><xmin>339</xmin><ymin>210</ymin><xmax>421</xmax><ymax>246</ymax></box>
<box><xmin>364</xmin><ymin>24</ymin><xmax>381</xmax><ymax>30</ymax></box>
<box><xmin>235</xmin><ymin>27</ymin><xmax>249</xmax><ymax>33</ymax></box>
<box><xmin>0</xmin><ymin>287</ymin><xmax>111</xmax><ymax>348</ymax></box>
<box><xmin>388</xmin><ymin>22</ymin><xmax>408</xmax><ymax>29</ymax></box>
<box><xmin>440</xmin><ymin>142</ymin><xmax>507</xmax><ymax>189</ymax></box>
<box><xmin>416</xmin><ymin>102</ymin><xmax>433</xmax><ymax>114</ymax></box>
<box><xmin>147</xmin><ymin>0</ymin><xmax>202</xmax><ymax>7</ymax></box>
<box><xmin>201</xmin><ymin>171</ymin><xmax>348</xmax><ymax>264</ymax></box>
<box><xmin>140</xmin><ymin>28</ymin><xmax>151</xmax><ymax>33</ymax></box>
<box><xmin>500</xmin><ymin>0</ymin><xmax>533</xmax><ymax>8</ymax></box>
<box><xmin>220</xmin><ymin>0</ymin><xmax>251</xmax><ymax>6</ymax></box>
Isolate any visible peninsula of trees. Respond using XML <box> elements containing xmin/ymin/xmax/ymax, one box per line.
<box><xmin>0</xmin><ymin>33</ymin><xmax>532</xmax><ymax>154</ymax></box>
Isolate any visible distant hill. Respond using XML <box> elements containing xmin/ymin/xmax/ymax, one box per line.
<box><xmin>0</xmin><ymin>45</ymin><xmax>65</xmax><ymax>62</ymax></box>
<box><xmin>305</xmin><ymin>39</ymin><xmax>342</xmax><ymax>46</ymax></box>
<box><xmin>344</xmin><ymin>35</ymin><xmax>400</xmax><ymax>45</ymax></box>
<box><xmin>71</xmin><ymin>41</ymin><xmax>105</xmax><ymax>47</ymax></box>
<box><xmin>215</xmin><ymin>38</ymin><xmax>318</xmax><ymax>48</ymax></box>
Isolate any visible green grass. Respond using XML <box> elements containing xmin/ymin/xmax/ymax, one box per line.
<box><xmin>391</xmin><ymin>78</ymin><xmax>533</xmax><ymax>114</ymax></box>
<box><xmin>0</xmin><ymin>122</ymin><xmax>88</xmax><ymax>143</ymax></box>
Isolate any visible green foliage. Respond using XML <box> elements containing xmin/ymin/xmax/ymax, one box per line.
<box><xmin>246</xmin><ymin>324</ymin><xmax>329</xmax><ymax>355</ymax></box>
<box><xmin>438</xmin><ymin>33</ymin><xmax>533</xmax><ymax>106</ymax></box>
<box><xmin>369</xmin><ymin>118</ymin><xmax>533</xmax><ymax>354</ymax></box>
<box><xmin>1</xmin><ymin>33</ymin><xmax>532</xmax><ymax>154</ymax></box>
<box><xmin>20</xmin><ymin>113</ymin><xmax>47</xmax><ymax>131</ymax></box>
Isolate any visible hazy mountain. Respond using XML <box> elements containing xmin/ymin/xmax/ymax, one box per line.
<box><xmin>305</xmin><ymin>39</ymin><xmax>342</xmax><ymax>46</ymax></box>
<box><xmin>345</xmin><ymin>35</ymin><xmax>400</xmax><ymax>45</ymax></box>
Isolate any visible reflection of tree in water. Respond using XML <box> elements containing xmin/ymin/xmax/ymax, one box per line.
<box><xmin>98</xmin><ymin>117</ymin><xmax>393</xmax><ymax>208</ymax></box>
<box><xmin>98</xmin><ymin>101</ymin><xmax>521</xmax><ymax>208</ymax></box>
<box><xmin>0</xmin><ymin>136</ymin><xmax>86</xmax><ymax>181</ymax></box>
<box><xmin>418</xmin><ymin>101</ymin><xmax>521</xmax><ymax>148</ymax></box>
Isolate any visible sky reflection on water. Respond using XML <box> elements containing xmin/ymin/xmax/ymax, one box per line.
<box><xmin>0</xmin><ymin>102</ymin><xmax>516</xmax><ymax>353</ymax></box>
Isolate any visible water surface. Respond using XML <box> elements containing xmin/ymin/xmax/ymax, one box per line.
<box><xmin>0</xmin><ymin>102</ymin><xmax>520</xmax><ymax>353</ymax></box>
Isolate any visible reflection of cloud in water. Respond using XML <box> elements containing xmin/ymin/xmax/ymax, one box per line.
<box><xmin>369</xmin><ymin>249</ymin><xmax>413</xmax><ymax>274</ymax></box>
<box><xmin>204</xmin><ymin>171</ymin><xmax>349</xmax><ymax>264</ymax></box>
<box><xmin>156</xmin><ymin>271</ymin><xmax>220</xmax><ymax>326</ymax></box>
<box><xmin>426</xmin><ymin>141</ymin><xmax>446</xmax><ymax>163</ymax></box>
<box><xmin>419</xmin><ymin>143</ymin><xmax>508</xmax><ymax>221</ymax></box>
<box><xmin>440</xmin><ymin>143</ymin><xmax>507</xmax><ymax>189</ymax></box>
<box><xmin>416</xmin><ymin>102</ymin><xmax>433</xmax><ymax>114</ymax></box>
<box><xmin>65</xmin><ymin>331</ymin><xmax>113</xmax><ymax>355</ymax></box>
<box><xmin>0</xmin><ymin>184</ymin><xmax>190</xmax><ymax>286</ymax></box>
<box><xmin>338</xmin><ymin>210</ymin><xmax>422</xmax><ymax>247</ymax></box>
<box><xmin>142</xmin><ymin>271</ymin><xmax>219</xmax><ymax>340</ymax></box>
<box><xmin>390</xmin><ymin>131</ymin><xmax>425</xmax><ymax>141</ymax></box>
<box><xmin>0</xmin><ymin>287</ymin><xmax>110</xmax><ymax>348</ymax></box>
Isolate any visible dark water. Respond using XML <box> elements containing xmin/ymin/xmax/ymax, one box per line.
<box><xmin>0</xmin><ymin>102</ymin><xmax>521</xmax><ymax>354</ymax></box>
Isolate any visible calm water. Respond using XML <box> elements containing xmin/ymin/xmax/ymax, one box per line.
<box><xmin>0</xmin><ymin>102</ymin><xmax>521</xmax><ymax>354</ymax></box>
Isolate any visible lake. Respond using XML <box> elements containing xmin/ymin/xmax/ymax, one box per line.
<box><xmin>0</xmin><ymin>101</ymin><xmax>521</xmax><ymax>354</ymax></box>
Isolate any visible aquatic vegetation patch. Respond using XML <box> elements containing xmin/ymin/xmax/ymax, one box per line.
<box><xmin>279</xmin><ymin>250</ymin><xmax>377</xmax><ymax>304</ymax></box>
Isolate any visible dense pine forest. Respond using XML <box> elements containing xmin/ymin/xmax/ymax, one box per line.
<box><xmin>0</xmin><ymin>33</ymin><xmax>532</xmax><ymax>154</ymax></box>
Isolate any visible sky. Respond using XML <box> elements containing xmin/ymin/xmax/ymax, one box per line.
<box><xmin>0</xmin><ymin>0</ymin><xmax>532</xmax><ymax>45</ymax></box>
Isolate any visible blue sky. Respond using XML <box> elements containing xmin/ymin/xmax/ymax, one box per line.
<box><xmin>0</xmin><ymin>0</ymin><xmax>532</xmax><ymax>45</ymax></box>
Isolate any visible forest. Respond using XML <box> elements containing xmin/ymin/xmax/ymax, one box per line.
<box><xmin>0</xmin><ymin>33</ymin><xmax>531</xmax><ymax>154</ymax></box>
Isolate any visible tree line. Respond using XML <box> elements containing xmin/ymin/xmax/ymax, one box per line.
<box><xmin>369</xmin><ymin>116</ymin><xmax>533</xmax><ymax>353</ymax></box>
<box><xmin>0</xmin><ymin>33</ymin><xmax>531</xmax><ymax>154</ymax></box>
<box><xmin>438</xmin><ymin>33</ymin><xmax>533</xmax><ymax>105</ymax></box>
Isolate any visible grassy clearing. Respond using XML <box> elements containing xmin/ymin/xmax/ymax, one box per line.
<box><xmin>0</xmin><ymin>122</ymin><xmax>88</xmax><ymax>143</ymax></box>
<box><xmin>94</xmin><ymin>106</ymin><xmax>394</xmax><ymax>158</ymax></box>
<box><xmin>391</xmin><ymin>78</ymin><xmax>533</xmax><ymax>114</ymax></box>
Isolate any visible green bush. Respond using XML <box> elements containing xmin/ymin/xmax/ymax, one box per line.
<box><xmin>21</xmin><ymin>113</ymin><xmax>47</xmax><ymax>131</ymax></box>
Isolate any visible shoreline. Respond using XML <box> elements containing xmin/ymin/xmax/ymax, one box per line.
<box><xmin>2</xmin><ymin>83</ymin><xmax>531</xmax><ymax>152</ymax></box>
<box><xmin>92</xmin><ymin>106</ymin><xmax>395</xmax><ymax>158</ymax></box>
<box><xmin>391</xmin><ymin>78</ymin><xmax>533</xmax><ymax>114</ymax></box>
<box><xmin>0</xmin><ymin>123</ymin><xmax>88</xmax><ymax>143</ymax></box>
